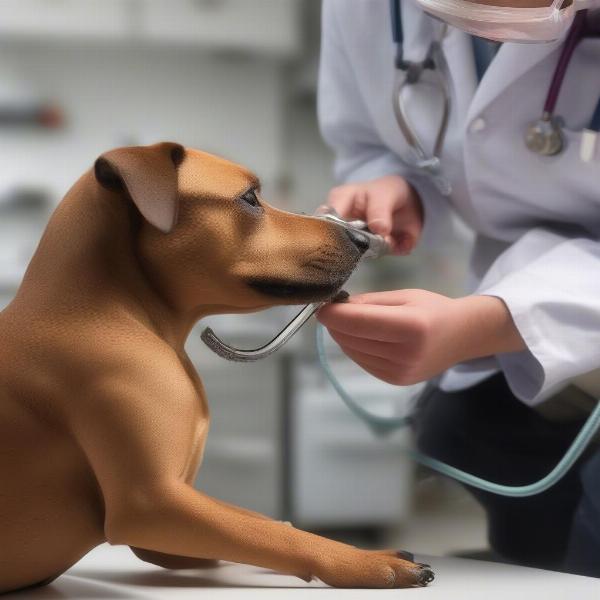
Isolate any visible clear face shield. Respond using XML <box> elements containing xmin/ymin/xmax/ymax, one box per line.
<box><xmin>415</xmin><ymin>0</ymin><xmax>598</xmax><ymax>43</ymax></box>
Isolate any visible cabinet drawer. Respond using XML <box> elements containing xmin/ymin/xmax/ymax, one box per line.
<box><xmin>141</xmin><ymin>0</ymin><xmax>301</xmax><ymax>57</ymax></box>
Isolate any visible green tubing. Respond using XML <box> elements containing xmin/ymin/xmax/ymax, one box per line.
<box><xmin>316</xmin><ymin>323</ymin><xmax>600</xmax><ymax>497</ymax></box>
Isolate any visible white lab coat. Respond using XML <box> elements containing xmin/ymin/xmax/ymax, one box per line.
<box><xmin>318</xmin><ymin>0</ymin><xmax>600</xmax><ymax>406</ymax></box>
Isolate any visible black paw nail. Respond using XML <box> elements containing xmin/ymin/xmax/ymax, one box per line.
<box><xmin>416</xmin><ymin>567</ymin><xmax>435</xmax><ymax>586</ymax></box>
<box><xmin>396</xmin><ymin>550</ymin><xmax>414</xmax><ymax>561</ymax></box>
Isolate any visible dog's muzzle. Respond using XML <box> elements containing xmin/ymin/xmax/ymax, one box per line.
<box><xmin>314</xmin><ymin>205</ymin><xmax>390</xmax><ymax>260</ymax></box>
<box><xmin>200</xmin><ymin>208</ymin><xmax>390</xmax><ymax>362</ymax></box>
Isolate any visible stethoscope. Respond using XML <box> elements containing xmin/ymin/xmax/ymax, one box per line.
<box><xmin>390</xmin><ymin>0</ymin><xmax>600</xmax><ymax>187</ymax></box>
<box><xmin>390</xmin><ymin>0</ymin><xmax>452</xmax><ymax>195</ymax></box>
<box><xmin>525</xmin><ymin>9</ymin><xmax>600</xmax><ymax>156</ymax></box>
<box><xmin>198</xmin><ymin>2</ymin><xmax>600</xmax><ymax>500</ymax></box>
<box><xmin>199</xmin><ymin>205</ymin><xmax>600</xmax><ymax>499</ymax></box>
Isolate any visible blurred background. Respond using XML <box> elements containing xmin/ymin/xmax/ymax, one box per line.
<box><xmin>0</xmin><ymin>0</ymin><xmax>482</xmax><ymax>559</ymax></box>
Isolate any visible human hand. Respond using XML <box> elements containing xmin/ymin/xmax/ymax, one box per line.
<box><xmin>317</xmin><ymin>290</ymin><xmax>525</xmax><ymax>386</ymax></box>
<box><xmin>325</xmin><ymin>175</ymin><xmax>423</xmax><ymax>255</ymax></box>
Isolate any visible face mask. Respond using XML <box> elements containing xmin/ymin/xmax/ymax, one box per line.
<box><xmin>415</xmin><ymin>0</ymin><xmax>596</xmax><ymax>43</ymax></box>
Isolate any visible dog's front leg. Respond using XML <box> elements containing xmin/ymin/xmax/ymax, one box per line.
<box><xmin>129</xmin><ymin>499</ymin><xmax>275</xmax><ymax>569</ymax></box>
<box><xmin>71</xmin><ymin>373</ymin><xmax>431</xmax><ymax>588</ymax></box>
<box><xmin>211</xmin><ymin>497</ymin><xmax>275</xmax><ymax>521</ymax></box>
<box><xmin>104</xmin><ymin>482</ymin><xmax>429</xmax><ymax>587</ymax></box>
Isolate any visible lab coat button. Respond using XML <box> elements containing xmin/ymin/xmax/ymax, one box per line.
<box><xmin>470</xmin><ymin>118</ymin><xmax>486</xmax><ymax>133</ymax></box>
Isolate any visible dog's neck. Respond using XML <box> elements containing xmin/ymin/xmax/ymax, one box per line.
<box><xmin>11</xmin><ymin>173</ymin><xmax>195</xmax><ymax>349</ymax></box>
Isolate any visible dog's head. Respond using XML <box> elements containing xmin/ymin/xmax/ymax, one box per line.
<box><xmin>94</xmin><ymin>142</ymin><xmax>366</xmax><ymax>314</ymax></box>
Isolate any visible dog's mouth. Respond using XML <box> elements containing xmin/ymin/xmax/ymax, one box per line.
<box><xmin>246</xmin><ymin>277</ymin><xmax>348</xmax><ymax>303</ymax></box>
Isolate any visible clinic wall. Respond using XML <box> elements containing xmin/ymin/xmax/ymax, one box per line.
<box><xmin>0</xmin><ymin>42</ymin><xmax>286</xmax><ymax>203</ymax></box>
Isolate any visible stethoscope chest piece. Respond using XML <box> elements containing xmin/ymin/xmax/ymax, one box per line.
<box><xmin>525</xmin><ymin>112</ymin><xmax>564</xmax><ymax>156</ymax></box>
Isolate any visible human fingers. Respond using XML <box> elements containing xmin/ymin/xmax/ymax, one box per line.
<box><xmin>329</xmin><ymin>329</ymin><xmax>401</xmax><ymax>363</ymax></box>
<box><xmin>327</xmin><ymin>185</ymin><xmax>366</xmax><ymax>220</ymax></box>
<box><xmin>365</xmin><ymin>193</ymin><xmax>403</xmax><ymax>237</ymax></box>
<box><xmin>338</xmin><ymin>345</ymin><xmax>403</xmax><ymax>385</ymax></box>
<box><xmin>347</xmin><ymin>290</ymin><xmax>413</xmax><ymax>307</ymax></box>
<box><xmin>317</xmin><ymin>301</ymin><xmax>419</xmax><ymax>342</ymax></box>
<box><xmin>389</xmin><ymin>209</ymin><xmax>423</xmax><ymax>255</ymax></box>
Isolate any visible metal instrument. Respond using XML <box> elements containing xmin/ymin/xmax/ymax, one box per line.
<box><xmin>524</xmin><ymin>10</ymin><xmax>594</xmax><ymax>156</ymax></box>
<box><xmin>390</xmin><ymin>0</ymin><xmax>452</xmax><ymax>195</ymax></box>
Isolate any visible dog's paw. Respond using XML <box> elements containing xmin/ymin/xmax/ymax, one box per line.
<box><xmin>314</xmin><ymin>548</ymin><xmax>434</xmax><ymax>588</ymax></box>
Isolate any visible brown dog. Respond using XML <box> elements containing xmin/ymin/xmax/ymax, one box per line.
<box><xmin>0</xmin><ymin>142</ymin><xmax>433</xmax><ymax>593</ymax></box>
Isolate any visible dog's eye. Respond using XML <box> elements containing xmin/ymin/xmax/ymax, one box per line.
<box><xmin>241</xmin><ymin>189</ymin><xmax>260</xmax><ymax>209</ymax></box>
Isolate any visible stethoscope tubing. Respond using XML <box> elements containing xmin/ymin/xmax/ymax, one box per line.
<box><xmin>316</xmin><ymin>323</ymin><xmax>600</xmax><ymax>498</ymax></box>
<box><xmin>544</xmin><ymin>10</ymin><xmax>588</xmax><ymax>115</ymax></box>
<box><xmin>390</xmin><ymin>0</ymin><xmax>452</xmax><ymax>191</ymax></box>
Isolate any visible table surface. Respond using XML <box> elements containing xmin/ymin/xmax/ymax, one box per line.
<box><xmin>4</xmin><ymin>543</ymin><xmax>599</xmax><ymax>600</ymax></box>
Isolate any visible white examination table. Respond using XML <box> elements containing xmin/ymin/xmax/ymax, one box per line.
<box><xmin>4</xmin><ymin>543</ymin><xmax>598</xmax><ymax>599</ymax></box>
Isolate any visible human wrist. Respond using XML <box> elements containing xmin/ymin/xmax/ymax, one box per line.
<box><xmin>451</xmin><ymin>295</ymin><xmax>525</xmax><ymax>362</ymax></box>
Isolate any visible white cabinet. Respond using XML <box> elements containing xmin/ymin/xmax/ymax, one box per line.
<box><xmin>292</xmin><ymin>360</ymin><xmax>415</xmax><ymax>528</ymax></box>
<box><xmin>188</xmin><ymin>327</ymin><xmax>287</xmax><ymax>519</ymax></box>
<box><xmin>140</xmin><ymin>0</ymin><xmax>301</xmax><ymax>57</ymax></box>
<box><xmin>0</xmin><ymin>0</ymin><xmax>132</xmax><ymax>40</ymax></box>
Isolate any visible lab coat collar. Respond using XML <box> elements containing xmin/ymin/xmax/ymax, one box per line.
<box><xmin>466</xmin><ymin>36</ymin><xmax>564</xmax><ymax>123</ymax></box>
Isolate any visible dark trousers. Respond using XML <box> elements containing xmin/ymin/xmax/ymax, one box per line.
<box><xmin>413</xmin><ymin>374</ymin><xmax>600</xmax><ymax>577</ymax></box>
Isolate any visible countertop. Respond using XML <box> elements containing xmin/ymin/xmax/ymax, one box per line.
<box><xmin>5</xmin><ymin>543</ymin><xmax>598</xmax><ymax>600</ymax></box>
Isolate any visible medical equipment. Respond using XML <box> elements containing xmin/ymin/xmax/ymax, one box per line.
<box><xmin>202</xmin><ymin>208</ymin><xmax>600</xmax><ymax>498</ymax></box>
<box><xmin>309</xmin><ymin>219</ymin><xmax>600</xmax><ymax>499</ymax></box>
<box><xmin>200</xmin><ymin>206</ymin><xmax>391</xmax><ymax>362</ymax></box>
<box><xmin>201</xmin><ymin>302</ymin><xmax>322</xmax><ymax>362</ymax></box>
<box><xmin>316</xmin><ymin>324</ymin><xmax>600</xmax><ymax>498</ymax></box>
<box><xmin>391</xmin><ymin>1</ymin><xmax>600</xmax><ymax>165</ymax></box>
<box><xmin>390</xmin><ymin>0</ymin><xmax>452</xmax><ymax>196</ymax></box>
<box><xmin>524</xmin><ymin>9</ymin><xmax>600</xmax><ymax>156</ymax></box>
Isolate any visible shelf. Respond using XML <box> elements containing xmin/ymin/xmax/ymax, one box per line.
<box><xmin>0</xmin><ymin>0</ymin><xmax>302</xmax><ymax>58</ymax></box>
<box><xmin>140</xmin><ymin>0</ymin><xmax>301</xmax><ymax>58</ymax></box>
<box><xmin>0</xmin><ymin>0</ymin><xmax>132</xmax><ymax>41</ymax></box>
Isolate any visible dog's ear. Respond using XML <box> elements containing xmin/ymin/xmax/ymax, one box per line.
<box><xmin>94</xmin><ymin>142</ymin><xmax>185</xmax><ymax>234</ymax></box>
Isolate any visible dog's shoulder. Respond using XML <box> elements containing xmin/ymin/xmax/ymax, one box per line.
<box><xmin>1</xmin><ymin>309</ymin><xmax>203</xmax><ymax>423</ymax></box>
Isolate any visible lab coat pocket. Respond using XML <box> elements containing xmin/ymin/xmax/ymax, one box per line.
<box><xmin>561</xmin><ymin>126</ymin><xmax>600</xmax><ymax>166</ymax></box>
<box><xmin>539</xmin><ymin>125</ymin><xmax>600</xmax><ymax>226</ymax></box>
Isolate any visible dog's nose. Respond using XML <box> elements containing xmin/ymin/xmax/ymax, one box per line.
<box><xmin>344</xmin><ymin>228</ymin><xmax>370</xmax><ymax>254</ymax></box>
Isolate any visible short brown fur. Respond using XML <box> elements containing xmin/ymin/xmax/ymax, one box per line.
<box><xmin>0</xmin><ymin>143</ymin><xmax>431</xmax><ymax>592</ymax></box>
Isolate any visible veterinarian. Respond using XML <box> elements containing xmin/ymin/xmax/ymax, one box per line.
<box><xmin>317</xmin><ymin>0</ymin><xmax>600</xmax><ymax>578</ymax></box>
